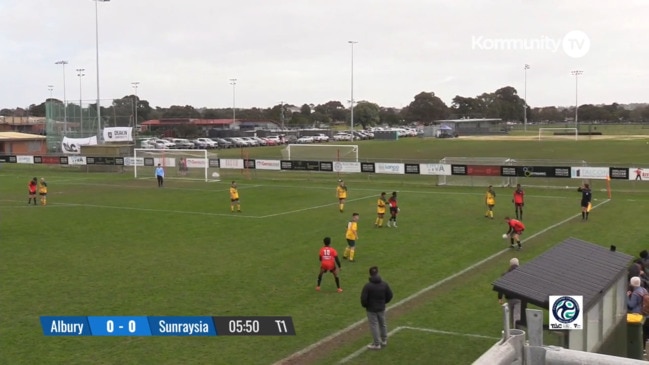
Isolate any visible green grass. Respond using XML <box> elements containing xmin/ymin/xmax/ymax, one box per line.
<box><xmin>1</xmin><ymin>136</ymin><xmax>647</xmax><ymax>365</ymax></box>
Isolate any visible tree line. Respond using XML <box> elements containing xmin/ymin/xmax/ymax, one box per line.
<box><xmin>3</xmin><ymin>85</ymin><xmax>649</xmax><ymax>129</ymax></box>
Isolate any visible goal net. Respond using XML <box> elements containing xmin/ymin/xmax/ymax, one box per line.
<box><xmin>281</xmin><ymin>144</ymin><xmax>359</xmax><ymax>162</ymax></box>
<box><xmin>437</xmin><ymin>157</ymin><xmax>516</xmax><ymax>187</ymax></box>
<box><xmin>538</xmin><ymin>128</ymin><xmax>578</xmax><ymax>141</ymax></box>
<box><xmin>133</xmin><ymin>149</ymin><xmax>220</xmax><ymax>182</ymax></box>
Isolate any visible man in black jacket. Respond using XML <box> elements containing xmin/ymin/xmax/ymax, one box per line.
<box><xmin>361</xmin><ymin>266</ymin><xmax>393</xmax><ymax>350</ymax></box>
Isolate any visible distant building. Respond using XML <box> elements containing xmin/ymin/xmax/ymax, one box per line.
<box><xmin>432</xmin><ymin>118</ymin><xmax>504</xmax><ymax>136</ymax></box>
<box><xmin>0</xmin><ymin>116</ymin><xmax>46</xmax><ymax>134</ymax></box>
<box><xmin>140</xmin><ymin>118</ymin><xmax>280</xmax><ymax>136</ymax></box>
<box><xmin>0</xmin><ymin>131</ymin><xmax>47</xmax><ymax>155</ymax></box>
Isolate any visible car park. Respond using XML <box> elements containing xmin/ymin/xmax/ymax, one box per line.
<box><xmin>170</xmin><ymin>138</ymin><xmax>194</xmax><ymax>149</ymax></box>
<box><xmin>297</xmin><ymin>136</ymin><xmax>315</xmax><ymax>144</ymax></box>
<box><xmin>214</xmin><ymin>138</ymin><xmax>233</xmax><ymax>148</ymax></box>
<box><xmin>193</xmin><ymin>138</ymin><xmax>218</xmax><ymax>149</ymax></box>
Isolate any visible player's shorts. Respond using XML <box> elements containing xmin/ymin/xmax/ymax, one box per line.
<box><xmin>231</xmin><ymin>198</ymin><xmax>239</xmax><ymax>202</ymax></box>
<box><xmin>338</xmin><ymin>197</ymin><xmax>346</xmax><ymax>201</ymax></box>
<box><xmin>390</xmin><ymin>207</ymin><xmax>398</xmax><ymax>214</ymax></box>
<box><xmin>377</xmin><ymin>209</ymin><xmax>386</xmax><ymax>215</ymax></box>
<box><xmin>581</xmin><ymin>200</ymin><xmax>590</xmax><ymax>208</ymax></box>
<box><xmin>39</xmin><ymin>192</ymin><xmax>47</xmax><ymax>196</ymax></box>
<box><xmin>346</xmin><ymin>239</ymin><xmax>356</xmax><ymax>247</ymax></box>
<box><xmin>513</xmin><ymin>230</ymin><xmax>523</xmax><ymax>235</ymax></box>
<box><xmin>514</xmin><ymin>202</ymin><xmax>524</xmax><ymax>207</ymax></box>
<box><xmin>321</xmin><ymin>262</ymin><xmax>336</xmax><ymax>272</ymax></box>
<box><xmin>29</xmin><ymin>191</ymin><xmax>36</xmax><ymax>195</ymax></box>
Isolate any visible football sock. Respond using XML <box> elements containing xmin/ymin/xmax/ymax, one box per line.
<box><xmin>339</xmin><ymin>204</ymin><xmax>344</xmax><ymax>212</ymax></box>
<box><xmin>517</xmin><ymin>241</ymin><xmax>522</xmax><ymax>248</ymax></box>
<box><xmin>335</xmin><ymin>277</ymin><xmax>340</xmax><ymax>288</ymax></box>
<box><xmin>489</xmin><ymin>211</ymin><xmax>494</xmax><ymax>218</ymax></box>
<box><xmin>485</xmin><ymin>210</ymin><xmax>489</xmax><ymax>217</ymax></box>
<box><xmin>581</xmin><ymin>212</ymin><xmax>585</xmax><ymax>219</ymax></box>
<box><xmin>585</xmin><ymin>212</ymin><xmax>589</xmax><ymax>219</ymax></box>
<box><xmin>231</xmin><ymin>206</ymin><xmax>234</xmax><ymax>212</ymax></box>
<box><xmin>510</xmin><ymin>238</ymin><xmax>515</xmax><ymax>246</ymax></box>
<box><xmin>378</xmin><ymin>218</ymin><xmax>383</xmax><ymax>226</ymax></box>
<box><xmin>520</xmin><ymin>211</ymin><xmax>523</xmax><ymax>220</ymax></box>
<box><xmin>343</xmin><ymin>247</ymin><xmax>350</xmax><ymax>258</ymax></box>
<box><xmin>349</xmin><ymin>249</ymin><xmax>355</xmax><ymax>261</ymax></box>
<box><xmin>317</xmin><ymin>274</ymin><xmax>323</xmax><ymax>286</ymax></box>
<box><xmin>43</xmin><ymin>197</ymin><xmax>46</xmax><ymax>205</ymax></box>
<box><xmin>375</xmin><ymin>217</ymin><xmax>379</xmax><ymax>225</ymax></box>
<box><xmin>237</xmin><ymin>204</ymin><xmax>241</xmax><ymax>212</ymax></box>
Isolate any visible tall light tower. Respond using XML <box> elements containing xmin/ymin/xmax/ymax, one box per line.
<box><xmin>94</xmin><ymin>0</ymin><xmax>110</xmax><ymax>140</ymax></box>
<box><xmin>279</xmin><ymin>101</ymin><xmax>285</xmax><ymax>130</ymax></box>
<box><xmin>77</xmin><ymin>69</ymin><xmax>85</xmax><ymax>136</ymax></box>
<box><xmin>55</xmin><ymin>60</ymin><xmax>68</xmax><ymax>134</ymax></box>
<box><xmin>523</xmin><ymin>64</ymin><xmax>530</xmax><ymax>131</ymax></box>
<box><xmin>229</xmin><ymin>78</ymin><xmax>237</xmax><ymax>124</ymax></box>
<box><xmin>132</xmin><ymin>81</ymin><xmax>140</xmax><ymax>129</ymax></box>
<box><xmin>48</xmin><ymin>85</ymin><xmax>54</xmax><ymax>99</ymax></box>
<box><xmin>348</xmin><ymin>40</ymin><xmax>357</xmax><ymax>141</ymax></box>
<box><xmin>570</xmin><ymin>70</ymin><xmax>583</xmax><ymax>128</ymax></box>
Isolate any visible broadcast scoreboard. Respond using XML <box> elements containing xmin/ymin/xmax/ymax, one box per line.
<box><xmin>40</xmin><ymin>316</ymin><xmax>295</xmax><ymax>336</ymax></box>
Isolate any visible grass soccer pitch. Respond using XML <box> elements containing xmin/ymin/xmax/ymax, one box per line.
<box><xmin>1</xmin><ymin>137</ymin><xmax>649</xmax><ymax>365</ymax></box>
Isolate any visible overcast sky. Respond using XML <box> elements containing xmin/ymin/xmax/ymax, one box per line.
<box><xmin>1</xmin><ymin>0</ymin><xmax>647</xmax><ymax>110</ymax></box>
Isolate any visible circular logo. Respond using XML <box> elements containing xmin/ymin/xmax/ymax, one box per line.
<box><xmin>334</xmin><ymin>162</ymin><xmax>343</xmax><ymax>172</ymax></box>
<box><xmin>522</xmin><ymin>167</ymin><xmax>532</xmax><ymax>177</ymax></box>
<box><xmin>562</xmin><ymin>30</ymin><xmax>590</xmax><ymax>58</ymax></box>
<box><xmin>552</xmin><ymin>296</ymin><xmax>580</xmax><ymax>323</ymax></box>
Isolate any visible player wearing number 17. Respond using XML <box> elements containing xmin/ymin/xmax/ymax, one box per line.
<box><xmin>317</xmin><ymin>237</ymin><xmax>343</xmax><ymax>292</ymax></box>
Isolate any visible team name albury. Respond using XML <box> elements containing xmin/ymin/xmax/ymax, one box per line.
<box><xmin>159</xmin><ymin>320</ymin><xmax>209</xmax><ymax>335</ymax></box>
<box><xmin>50</xmin><ymin>320</ymin><xmax>84</xmax><ymax>335</ymax></box>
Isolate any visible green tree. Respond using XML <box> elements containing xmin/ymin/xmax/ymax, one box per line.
<box><xmin>451</xmin><ymin>96</ymin><xmax>481</xmax><ymax>118</ymax></box>
<box><xmin>352</xmin><ymin>101</ymin><xmax>380</xmax><ymax>129</ymax></box>
<box><xmin>162</xmin><ymin>105</ymin><xmax>201</xmax><ymax>118</ymax></box>
<box><xmin>379</xmin><ymin>107</ymin><xmax>401</xmax><ymax>126</ymax></box>
<box><xmin>29</xmin><ymin>103</ymin><xmax>46</xmax><ymax>117</ymax></box>
<box><xmin>314</xmin><ymin>101</ymin><xmax>346</xmax><ymax>122</ymax></box>
<box><xmin>309</xmin><ymin>111</ymin><xmax>330</xmax><ymax>127</ymax></box>
<box><xmin>404</xmin><ymin>92</ymin><xmax>449</xmax><ymax>123</ymax></box>
<box><xmin>300</xmin><ymin>104</ymin><xmax>311</xmax><ymax>116</ymax></box>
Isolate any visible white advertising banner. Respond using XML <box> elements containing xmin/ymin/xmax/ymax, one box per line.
<box><xmin>103</xmin><ymin>127</ymin><xmax>133</xmax><ymax>142</ymax></box>
<box><xmin>220</xmin><ymin>159</ymin><xmax>244</xmax><ymax>169</ymax></box>
<box><xmin>67</xmin><ymin>156</ymin><xmax>87</xmax><ymax>166</ymax></box>
<box><xmin>570</xmin><ymin>167</ymin><xmax>609</xmax><ymax>180</ymax></box>
<box><xmin>375</xmin><ymin>163</ymin><xmax>405</xmax><ymax>175</ymax></box>
<box><xmin>154</xmin><ymin>157</ymin><xmax>176</xmax><ymax>167</ymax></box>
<box><xmin>255</xmin><ymin>159</ymin><xmax>281</xmax><ymax>170</ymax></box>
<box><xmin>419</xmin><ymin>163</ymin><xmax>452</xmax><ymax>176</ymax></box>
<box><xmin>186</xmin><ymin>158</ymin><xmax>206</xmax><ymax>168</ymax></box>
<box><xmin>333</xmin><ymin>161</ymin><xmax>361</xmax><ymax>173</ymax></box>
<box><xmin>61</xmin><ymin>136</ymin><xmax>98</xmax><ymax>154</ymax></box>
<box><xmin>16</xmin><ymin>155</ymin><xmax>34</xmax><ymax>164</ymax></box>
<box><xmin>124</xmin><ymin>157</ymin><xmax>144</xmax><ymax>167</ymax></box>
<box><xmin>629</xmin><ymin>167</ymin><xmax>649</xmax><ymax>181</ymax></box>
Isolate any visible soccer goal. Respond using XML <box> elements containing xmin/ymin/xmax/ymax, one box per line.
<box><xmin>437</xmin><ymin>157</ymin><xmax>517</xmax><ymax>187</ymax></box>
<box><xmin>133</xmin><ymin>149</ymin><xmax>220</xmax><ymax>182</ymax></box>
<box><xmin>281</xmin><ymin>144</ymin><xmax>359</xmax><ymax>162</ymax></box>
<box><xmin>538</xmin><ymin>128</ymin><xmax>578</xmax><ymax>141</ymax></box>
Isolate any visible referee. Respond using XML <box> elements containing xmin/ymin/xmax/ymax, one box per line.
<box><xmin>155</xmin><ymin>164</ymin><xmax>165</xmax><ymax>187</ymax></box>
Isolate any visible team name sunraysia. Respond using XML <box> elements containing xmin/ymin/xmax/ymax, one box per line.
<box><xmin>158</xmin><ymin>320</ymin><xmax>210</xmax><ymax>335</ymax></box>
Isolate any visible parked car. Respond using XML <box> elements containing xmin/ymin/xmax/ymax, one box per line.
<box><xmin>333</xmin><ymin>133</ymin><xmax>354</xmax><ymax>141</ymax></box>
<box><xmin>193</xmin><ymin>138</ymin><xmax>218</xmax><ymax>149</ymax></box>
<box><xmin>171</xmin><ymin>138</ymin><xmax>194</xmax><ymax>149</ymax></box>
<box><xmin>214</xmin><ymin>138</ymin><xmax>233</xmax><ymax>149</ymax></box>
<box><xmin>225</xmin><ymin>137</ymin><xmax>247</xmax><ymax>147</ymax></box>
<box><xmin>313</xmin><ymin>134</ymin><xmax>330</xmax><ymax>143</ymax></box>
<box><xmin>265</xmin><ymin>135</ymin><xmax>282</xmax><ymax>144</ymax></box>
<box><xmin>240</xmin><ymin>137</ymin><xmax>259</xmax><ymax>147</ymax></box>
<box><xmin>297</xmin><ymin>136</ymin><xmax>315</xmax><ymax>144</ymax></box>
<box><xmin>251</xmin><ymin>136</ymin><xmax>267</xmax><ymax>146</ymax></box>
<box><xmin>263</xmin><ymin>137</ymin><xmax>279</xmax><ymax>146</ymax></box>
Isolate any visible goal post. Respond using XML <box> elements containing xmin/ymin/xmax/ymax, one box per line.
<box><xmin>132</xmin><ymin>149</ymin><xmax>220</xmax><ymax>182</ymax></box>
<box><xmin>538</xmin><ymin>128</ymin><xmax>578</xmax><ymax>141</ymax></box>
<box><xmin>281</xmin><ymin>144</ymin><xmax>359</xmax><ymax>162</ymax></box>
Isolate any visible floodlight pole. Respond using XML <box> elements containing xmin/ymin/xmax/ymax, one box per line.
<box><xmin>132</xmin><ymin>81</ymin><xmax>140</xmax><ymax>129</ymax></box>
<box><xmin>48</xmin><ymin>85</ymin><xmax>54</xmax><ymax>99</ymax></box>
<box><xmin>55</xmin><ymin>60</ymin><xmax>68</xmax><ymax>135</ymax></box>
<box><xmin>77</xmin><ymin>69</ymin><xmax>85</xmax><ymax>136</ymax></box>
<box><xmin>229</xmin><ymin>78</ymin><xmax>237</xmax><ymax>124</ymax></box>
<box><xmin>524</xmin><ymin>64</ymin><xmax>530</xmax><ymax>131</ymax></box>
<box><xmin>348</xmin><ymin>40</ymin><xmax>357</xmax><ymax>141</ymax></box>
<box><xmin>571</xmin><ymin>70</ymin><xmax>583</xmax><ymax>129</ymax></box>
<box><xmin>95</xmin><ymin>0</ymin><xmax>110</xmax><ymax>142</ymax></box>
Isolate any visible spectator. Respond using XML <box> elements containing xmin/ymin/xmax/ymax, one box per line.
<box><xmin>626</xmin><ymin>276</ymin><xmax>649</xmax><ymax>346</ymax></box>
<box><xmin>498</xmin><ymin>258</ymin><xmax>521</xmax><ymax>327</ymax></box>
<box><xmin>361</xmin><ymin>266</ymin><xmax>393</xmax><ymax>350</ymax></box>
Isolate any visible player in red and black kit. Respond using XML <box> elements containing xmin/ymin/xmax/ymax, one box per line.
<box><xmin>505</xmin><ymin>217</ymin><xmax>525</xmax><ymax>250</ymax></box>
<box><xmin>316</xmin><ymin>237</ymin><xmax>342</xmax><ymax>292</ymax></box>
<box><xmin>512</xmin><ymin>184</ymin><xmax>525</xmax><ymax>220</ymax></box>
<box><xmin>387</xmin><ymin>191</ymin><xmax>399</xmax><ymax>228</ymax></box>
<box><xmin>28</xmin><ymin>177</ymin><xmax>38</xmax><ymax>205</ymax></box>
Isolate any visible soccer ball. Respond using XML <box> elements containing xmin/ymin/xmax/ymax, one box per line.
<box><xmin>212</xmin><ymin>172</ymin><xmax>220</xmax><ymax>178</ymax></box>
<box><xmin>502</xmin><ymin>234</ymin><xmax>508</xmax><ymax>239</ymax></box>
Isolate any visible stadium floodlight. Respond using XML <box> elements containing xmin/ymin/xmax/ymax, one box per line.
<box><xmin>570</xmin><ymin>70</ymin><xmax>583</xmax><ymax>128</ymax></box>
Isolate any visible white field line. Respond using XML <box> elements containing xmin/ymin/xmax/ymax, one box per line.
<box><xmin>273</xmin><ymin>199</ymin><xmax>611</xmax><ymax>365</ymax></box>
<box><xmin>338</xmin><ymin>326</ymin><xmax>501</xmax><ymax>364</ymax></box>
<box><xmin>0</xmin><ymin>194</ymin><xmax>376</xmax><ymax>219</ymax></box>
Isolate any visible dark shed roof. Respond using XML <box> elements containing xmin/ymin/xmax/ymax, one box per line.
<box><xmin>492</xmin><ymin>237</ymin><xmax>633</xmax><ymax>310</ymax></box>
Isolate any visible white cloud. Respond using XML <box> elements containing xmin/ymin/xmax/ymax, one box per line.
<box><xmin>1</xmin><ymin>0</ymin><xmax>647</xmax><ymax>110</ymax></box>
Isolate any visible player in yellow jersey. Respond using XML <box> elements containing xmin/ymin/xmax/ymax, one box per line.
<box><xmin>336</xmin><ymin>179</ymin><xmax>348</xmax><ymax>213</ymax></box>
<box><xmin>485</xmin><ymin>185</ymin><xmax>496</xmax><ymax>219</ymax></box>
<box><xmin>39</xmin><ymin>177</ymin><xmax>48</xmax><ymax>206</ymax></box>
<box><xmin>375</xmin><ymin>192</ymin><xmax>387</xmax><ymax>228</ymax></box>
<box><xmin>229</xmin><ymin>181</ymin><xmax>241</xmax><ymax>213</ymax></box>
<box><xmin>343</xmin><ymin>213</ymin><xmax>359</xmax><ymax>262</ymax></box>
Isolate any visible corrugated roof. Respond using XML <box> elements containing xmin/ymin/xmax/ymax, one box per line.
<box><xmin>0</xmin><ymin>132</ymin><xmax>47</xmax><ymax>141</ymax></box>
<box><xmin>492</xmin><ymin>237</ymin><xmax>633</xmax><ymax>310</ymax></box>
